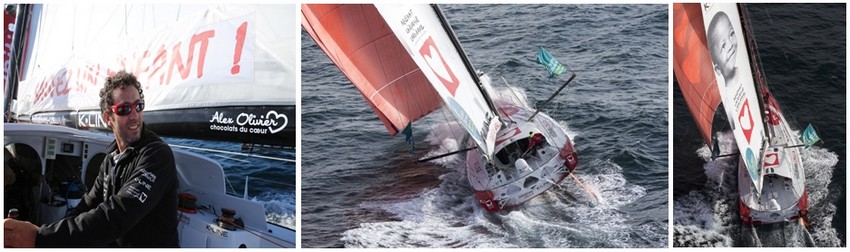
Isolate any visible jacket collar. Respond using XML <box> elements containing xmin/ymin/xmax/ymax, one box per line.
<box><xmin>106</xmin><ymin>123</ymin><xmax>156</xmax><ymax>154</ymax></box>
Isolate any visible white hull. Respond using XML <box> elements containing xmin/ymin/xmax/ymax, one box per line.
<box><xmin>736</xmin><ymin>97</ymin><xmax>807</xmax><ymax>224</ymax></box>
<box><xmin>3</xmin><ymin>123</ymin><xmax>294</xmax><ymax>247</ymax></box>
<box><xmin>465</xmin><ymin>105</ymin><xmax>577</xmax><ymax>211</ymax></box>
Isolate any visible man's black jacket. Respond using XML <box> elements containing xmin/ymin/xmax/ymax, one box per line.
<box><xmin>36</xmin><ymin>126</ymin><xmax>178</xmax><ymax>247</ymax></box>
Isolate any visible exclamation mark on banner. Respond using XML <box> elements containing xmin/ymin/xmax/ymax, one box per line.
<box><xmin>231</xmin><ymin>22</ymin><xmax>248</xmax><ymax>75</ymax></box>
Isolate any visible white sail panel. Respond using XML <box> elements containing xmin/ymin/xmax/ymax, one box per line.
<box><xmin>375</xmin><ymin>4</ymin><xmax>501</xmax><ymax>157</ymax></box>
<box><xmin>701</xmin><ymin>4</ymin><xmax>765</xmax><ymax>193</ymax></box>
<box><xmin>13</xmin><ymin>5</ymin><xmax>295</xmax><ymax>117</ymax></box>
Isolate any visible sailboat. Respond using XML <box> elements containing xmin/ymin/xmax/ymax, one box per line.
<box><xmin>3</xmin><ymin>4</ymin><xmax>295</xmax><ymax>247</ymax></box>
<box><xmin>673</xmin><ymin>3</ymin><xmax>816</xmax><ymax>225</ymax></box>
<box><xmin>301</xmin><ymin>4</ymin><xmax>580</xmax><ymax>212</ymax></box>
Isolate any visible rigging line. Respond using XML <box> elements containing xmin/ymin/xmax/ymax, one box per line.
<box><xmin>399</xmin><ymin>65</ymin><xmax>417</xmax><ymax>143</ymax></box>
<box><xmin>71</xmin><ymin>5</ymin><xmax>75</xmax><ymax>54</ymax></box>
<box><xmin>170</xmin><ymin>144</ymin><xmax>295</xmax><ymax>163</ymax></box>
<box><xmin>749</xmin><ymin>224</ymin><xmax>762</xmax><ymax>247</ymax></box>
<box><xmin>388</xmin><ymin>56</ymin><xmax>403</xmax><ymax>136</ymax></box>
<box><xmin>224</xmin><ymin>176</ymin><xmax>238</xmax><ymax>196</ymax></box>
<box><xmin>800</xmin><ymin>218</ymin><xmax>815</xmax><ymax>246</ymax></box>
<box><xmin>124</xmin><ymin>5</ymin><xmax>128</xmax><ymax>35</ymax></box>
<box><xmin>416</xmin><ymin>146</ymin><xmax>477</xmax><ymax>163</ymax></box>
<box><xmin>439</xmin><ymin>104</ymin><xmax>464</xmax><ymax>149</ymax></box>
<box><xmin>500</xmin><ymin>76</ymin><xmax>526</xmax><ymax>111</ymax></box>
<box><xmin>243</xmin><ymin>176</ymin><xmax>296</xmax><ymax>188</ymax></box>
<box><xmin>143</xmin><ymin>4</ymin><xmax>147</xmax><ymax>32</ymax></box>
<box><xmin>88</xmin><ymin>5</ymin><xmax>122</xmax><ymax>49</ymax></box>
<box><xmin>213</xmin><ymin>154</ymin><xmax>249</xmax><ymax>163</ymax></box>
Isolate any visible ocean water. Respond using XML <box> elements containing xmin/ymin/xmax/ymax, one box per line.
<box><xmin>672</xmin><ymin>4</ymin><xmax>846</xmax><ymax>247</ymax></box>
<box><xmin>301</xmin><ymin>4</ymin><xmax>668</xmax><ymax>248</ymax></box>
<box><xmin>162</xmin><ymin>137</ymin><xmax>297</xmax><ymax>230</ymax></box>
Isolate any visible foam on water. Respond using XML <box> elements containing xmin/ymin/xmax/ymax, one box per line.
<box><xmin>255</xmin><ymin>191</ymin><xmax>297</xmax><ymax>229</ymax></box>
<box><xmin>673</xmin><ymin>131</ymin><xmax>840</xmax><ymax>247</ymax></box>
<box><xmin>302</xmin><ymin>5</ymin><xmax>669</xmax><ymax>247</ymax></box>
<box><xmin>164</xmin><ymin>137</ymin><xmax>296</xmax><ymax>230</ymax></box>
<box><xmin>339</xmin><ymin>89</ymin><xmax>655</xmax><ymax>247</ymax></box>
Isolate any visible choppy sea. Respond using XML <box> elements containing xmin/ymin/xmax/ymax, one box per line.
<box><xmin>302</xmin><ymin>4</ymin><xmax>668</xmax><ymax>248</ymax></box>
<box><xmin>163</xmin><ymin>137</ymin><xmax>296</xmax><ymax>230</ymax></box>
<box><xmin>673</xmin><ymin>3</ymin><xmax>846</xmax><ymax>247</ymax></box>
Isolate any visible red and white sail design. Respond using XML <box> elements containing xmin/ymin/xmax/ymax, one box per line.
<box><xmin>300</xmin><ymin>4</ymin><xmax>442</xmax><ymax>136</ymax></box>
<box><xmin>302</xmin><ymin>4</ymin><xmax>502</xmax><ymax>157</ymax></box>
<box><xmin>672</xmin><ymin>3</ymin><xmax>722</xmax><ymax>144</ymax></box>
<box><xmin>375</xmin><ymin>4</ymin><xmax>501</xmax><ymax>157</ymax></box>
<box><xmin>700</xmin><ymin>3</ymin><xmax>766</xmax><ymax>193</ymax></box>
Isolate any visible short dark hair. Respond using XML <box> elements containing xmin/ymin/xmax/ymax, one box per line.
<box><xmin>99</xmin><ymin>71</ymin><xmax>144</xmax><ymax>115</ymax></box>
<box><xmin>707</xmin><ymin>11</ymin><xmax>732</xmax><ymax>53</ymax></box>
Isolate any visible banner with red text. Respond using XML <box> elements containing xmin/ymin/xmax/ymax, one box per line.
<box><xmin>11</xmin><ymin>5</ymin><xmax>296</xmax><ymax>145</ymax></box>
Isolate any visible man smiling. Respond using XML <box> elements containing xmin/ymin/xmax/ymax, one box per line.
<box><xmin>4</xmin><ymin>71</ymin><xmax>179</xmax><ymax>247</ymax></box>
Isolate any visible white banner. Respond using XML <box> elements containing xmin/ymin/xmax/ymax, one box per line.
<box><xmin>14</xmin><ymin>5</ymin><xmax>295</xmax><ymax>116</ymax></box>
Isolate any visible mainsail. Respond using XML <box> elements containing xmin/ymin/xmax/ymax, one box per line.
<box><xmin>303</xmin><ymin>4</ymin><xmax>502</xmax><ymax>157</ymax></box>
<box><xmin>700</xmin><ymin>3</ymin><xmax>767</xmax><ymax>194</ymax></box>
<box><xmin>674</xmin><ymin>3</ymin><xmax>768</xmax><ymax>193</ymax></box>
<box><xmin>6</xmin><ymin>5</ymin><xmax>296</xmax><ymax>146</ymax></box>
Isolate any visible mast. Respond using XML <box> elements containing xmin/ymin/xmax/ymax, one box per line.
<box><xmin>4</xmin><ymin>4</ymin><xmax>31</xmax><ymax>120</ymax></box>
<box><xmin>430</xmin><ymin>4</ymin><xmax>501</xmax><ymax>120</ymax></box>
<box><xmin>738</xmin><ymin>4</ymin><xmax>773</xmax><ymax>144</ymax></box>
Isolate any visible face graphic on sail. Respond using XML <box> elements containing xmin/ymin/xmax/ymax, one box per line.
<box><xmin>100</xmin><ymin>71</ymin><xmax>145</xmax><ymax>153</ymax></box>
<box><xmin>707</xmin><ymin>11</ymin><xmax>738</xmax><ymax>86</ymax></box>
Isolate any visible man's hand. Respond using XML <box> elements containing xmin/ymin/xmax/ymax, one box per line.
<box><xmin>4</xmin><ymin>218</ymin><xmax>37</xmax><ymax>248</ymax></box>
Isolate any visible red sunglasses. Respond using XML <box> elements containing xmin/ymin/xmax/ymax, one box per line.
<box><xmin>109</xmin><ymin>100</ymin><xmax>145</xmax><ymax>116</ymax></box>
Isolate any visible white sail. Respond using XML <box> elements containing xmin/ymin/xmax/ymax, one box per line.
<box><xmin>700</xmin><ymin>3</ymin><xmax>766</xmax><ymax>193</ymax></box>
<box><xmin>374</xmin><ymin>4</ymin><xmax>502</xmax><ymax>158</ymax></box>
<box><xmin>9</xmin><ymin>4</ymin><xmax>295</xmax><ymax>145</ymax></box>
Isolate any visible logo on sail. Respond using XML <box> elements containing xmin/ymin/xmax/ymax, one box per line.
<box><xmin>737</xmin><ymin>99</ymin><xmax>754</xmax><ymax>143</ymax></box>
<box><xmin>419</xmin><ymin>37</ymin><xmax>459</xmax><ymax>96</ymax></box>
<box><xmin>745</xmin><ymin>148</ymin><xmax>758</xmax><ymax>183</ymax></box>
